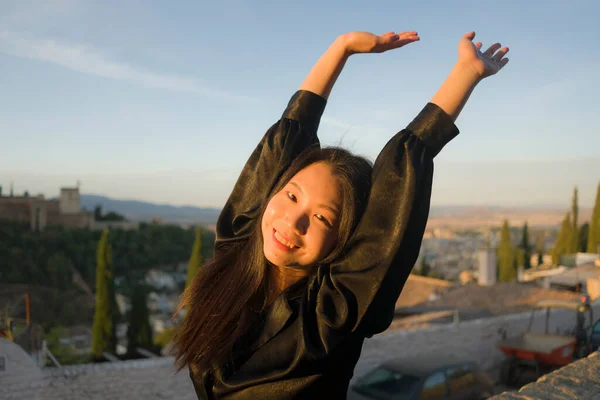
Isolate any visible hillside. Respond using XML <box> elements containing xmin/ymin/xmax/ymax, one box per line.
<box><xmin>80</xmin><ymin>194</ymin><xmax>592</xmax><ymax>229</ymax></box>
<box><xmin>81</xmin><ymin>194</ymin><xmax>221</xmax><ymax>225</ymax></box>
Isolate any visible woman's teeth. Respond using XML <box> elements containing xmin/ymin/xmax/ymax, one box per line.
<box><xmin>274</xmin><ymin>231</ymin><xmax>297</xmax><ymax>249</ymax></box>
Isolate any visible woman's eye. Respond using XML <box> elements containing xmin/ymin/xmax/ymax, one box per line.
<box><xmin>315</xmin><ymin>214</ymin><xmax>331</xmax><ymax>226</ymax></box>
<box><xmin>287</xmin><ymin>192</ymin><xmax>296</xmax><ymax>201</ymax></box>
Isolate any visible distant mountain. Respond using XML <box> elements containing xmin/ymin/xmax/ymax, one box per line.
<box><xmin>79</xmin><ymin>194</ymin><xmax>590</xmax><ymax>229</ymax></box>
<box><xmin>80</xmin><ymin>194</ymin><xmax>221</xmax><ymax>225</ymax></box>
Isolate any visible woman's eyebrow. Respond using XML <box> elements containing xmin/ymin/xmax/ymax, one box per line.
<box><xmin>290</xmin><ymin>181</ymin><xmax>339</xmax><ymax>215</ymax></box>
<box><xmin>289</xmin><ymin>181</ymin><xmax>304</xmax><ymax>195</ymax></box>
<box><xmin>318</xmin><ymin>203</ymin><xmax>339</xmax><ymax>216</ymax></box>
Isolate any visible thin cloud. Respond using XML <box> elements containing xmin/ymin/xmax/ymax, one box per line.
<box><xmin>0</xmin><ymin>31</ymin><xmax>256</xmax><ymax>102</ymax></box>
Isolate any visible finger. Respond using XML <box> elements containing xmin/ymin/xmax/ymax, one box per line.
<box><xmin>483</xmin><ymin>43</ymin><xmax>501</xmax><ymax>57</ymax></box>
<box><xmin>493</xmin><ymin>46</ymin><xmax>509</xmax><ymax>61</ymax></box>
<box><xmin>463</xmin><ymin>31</ymin><xmax>476</xmax><ymax>41</ymax></box>
<box><xmin>382</xmin><ymin>31</ymin><xmax>395</xmax><ymax>36</ymax></box>
<box><xmin>390</xmin><ymin>37</ymin><xmax>420</xmax><ymax>48</ymax></box>
<box><xmin>398</xmin><ymin>31</ymin><xmax>418</xmax><ymax>38</ymax></box>
<box><xmin>500</xmin><ymin>58</ymin><xmax>509</xmax><ymax>68</ymax></box>
<box><xmin>475</xmin><ymin>42</ymin><xmax>483</xmax><ymax>50</ymax></box>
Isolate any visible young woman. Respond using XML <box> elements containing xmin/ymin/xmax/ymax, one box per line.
<box><xmin>173</xmin><ymin>30</ymin><xmax>509</xmax><ymax>399</ymax></box>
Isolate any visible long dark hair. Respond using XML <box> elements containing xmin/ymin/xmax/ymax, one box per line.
<box><xmin>172</xmin><ymin>146</ymin><xmax>372</xmax><ymax>372</ymax></box>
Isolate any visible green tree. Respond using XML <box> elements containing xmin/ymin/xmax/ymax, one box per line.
<box><xmin>520</xmin><ymin>222</ymin><xmax>531</xmax><ymax>269</ymax></box>
<box><xmin>126</xmin><ymin>284</ymin><xmax>153</xmax><ymax>355</ymax></box>
<box><xmin>497</xmin><ymin>220</ymin><xmax>516</xmax><ymax>282</ymax></box>
<box><xmin>552</xmin><ymin>213</ymin><xmax>572</xmax><ymax>265</ymax></box>
<box><xmin>536</xmin><ymin>233</ymin><xmax>545</xmax><ymax>267</ymax></box>
<box><xmin>45</xmin><ymin>326</ymin><xmax>90</xmax><ymax>366</ymax></box>
<box><xmin>154</xmin><ymin>326</ymin><xmax>176</xmax><ymax>349</ymax></box>
<box><xmin>578</xmin><ymin>222</ymin><xmax>589</xmax><ymax>253</ymax></box>
<box><xmin>91</xmin><ymin>230</ymin><xmax>115</xmax><ymax>359</ymax></box>
<box><xmin>46</xmin><ymin>253</ymin><xmax>74</xmax><ymax>290</ymax></box>
<box><xmin>569</xmin><ymin>187</ymin><xmax>579</xmax><ymax>253</ymax></box>
<box><xmin>418</xmin><ymin>257</ymin><xmax>431</xmax><ymax>277</ymax></box>
<box><xmin>94</xmin><ymin>204</ymin><xmax>126</xmax><ymax>221</ymax></box>
<box><xmin>94</xmin><ymin>205</ymin><xmax>102</xmax><ymax>219</ymax></box>
<box><xmin>588</xmin><ymin>183</ymin><xmax>600</xmax><ymax>254</ymax></box>
<box><xmin>186</xmin><ymin>227</ymin><xmax>204</xmax><ymax>287</ymax></box>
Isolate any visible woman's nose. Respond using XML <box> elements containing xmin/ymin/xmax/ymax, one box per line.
<box><xmin>287</xmin><ymin>211</ymin><xmax>309</xmax><ymax>235</ymax></box>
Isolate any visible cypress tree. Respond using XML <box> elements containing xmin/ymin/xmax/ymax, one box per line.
<box><xmin>127</xmin><ymin>284</ymin><xmax>153</xmax><ymax>355</ymax></box>
<box><xmin>552</xmin><ymin>213</ymin><xmax>572</xmax><ymax>265</ymax></box>
<box><xmin>569</xmin><ymin>187</ymin><xmax>579</xmax><ymax>253</ymax></box>
<box><xmin>91</xmin><ymin>230</ymin><xmax>115</xmax><ymax>359</ymax></box>
<box><xmin>186</xmin><ymin>226</ymin><xmax>204</xmax><ymax>288</ymax></box>
<box><xmin>497</xmin><ymin>220</ymin><xmax>515</xmax><ymax>282</ymax></box>
<box><xmin>587</xmin><ymin>183</ymin><xmax>600</xmax><ymax>254</ymax></box>
<box><xmin>536</xmin><ymin>233</ymin><xmax>545</xmax><ymax>267</ymax></box>
<box><xmin>521</xmin><ymin>222</ymin><xmax>531</xmax><ymax>269</ymax></box>
<box><xmin>578</xmin><ymin>223</ymin><xmax>589</xmax><ymax>253</ymax></box>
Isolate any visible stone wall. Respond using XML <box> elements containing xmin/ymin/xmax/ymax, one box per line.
<box><xmin>0</xmin><ymin>196</ymin><xmax>93</xmax><ymax>230</ymax></box>
<box><xmin>0</xmin><ymin>197</ymin><xmax>31</xmax><ymax>223</ymax></box>
<box><xmin>491</xmin><ymin>351</ymin><xmax>600</xmax><ymax>399</ymax></box>
<box><xmin>352</xmin><ymin>301</ymin><xmax>600</xmax><ymax>382</ymax></box>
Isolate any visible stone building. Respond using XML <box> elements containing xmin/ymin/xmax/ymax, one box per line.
<box><xmin>0</xmin><ymin>185</ymin><xmax>94</xmax><ymax>231</ymax></box>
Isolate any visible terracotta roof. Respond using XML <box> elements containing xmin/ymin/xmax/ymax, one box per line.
<box><xmin>413</xmin><ymin>282</ymin><xmax>582</xmax><ymax>315</ymax></box>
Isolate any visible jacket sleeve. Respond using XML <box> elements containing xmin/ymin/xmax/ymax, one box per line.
<box><xmin>214</xmin><ymin>90</ymin><xmax>326</xmax><ymax>251</ymax></box>
<box><xmin>315</xmin><ymin>103</ymin><xmax>459</xmax><ymax>336</ymax></box>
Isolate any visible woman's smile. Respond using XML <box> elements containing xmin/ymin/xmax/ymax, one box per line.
<box><xmin>272</xmin><ymin>229</ymin><xmax>300</xmax><ymax>251</ymax></box>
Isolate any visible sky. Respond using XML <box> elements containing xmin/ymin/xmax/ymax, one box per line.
<box><xmin>1</xmin><ymin>0</ymin><xmax>599</xmax><ymax>209</ymax></box>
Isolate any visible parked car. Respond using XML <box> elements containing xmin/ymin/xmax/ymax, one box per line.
<box><xmin>592</xmin><ymin>318</ymin><xmax>600</xmax><ymax>352</ymax></box>
<box><xmin>349</xmin><ymin>359</ymin><xmax>493</xmax><ymax>400</ymax></box>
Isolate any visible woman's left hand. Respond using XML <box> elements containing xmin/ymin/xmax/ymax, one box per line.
<box><xmin>457</xmin><ymin>31</ymin><xmax>509</xmax><ymax>80</ymax></box>
<box><xmin>342</xmin><ymin>31</ymin><xmax>420</xmax><ymax>55</ymax></box>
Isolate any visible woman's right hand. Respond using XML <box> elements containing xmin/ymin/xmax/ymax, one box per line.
<box><xmin>342</xmin><ymin>31</ymin><xmax>420</xmax><ymax>55</ymax></box>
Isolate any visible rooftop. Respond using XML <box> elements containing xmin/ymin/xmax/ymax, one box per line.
<box><xmin>395</xmin><ymin>274</ymin><xmax>452</xmax><ymax>309</ymax></box>
<box><xmin>411</xmin><ymin>282</ymin><xmax>583</xmax><ymax>316</ymax></box>
<box><xmin>0</xmin><ymin>338</ymin><xmax>196</xmax><ymax>400</ymax></box>
<box><xmin>2</xmin><ymin>340</ymin><xmax>600</xmax><ymax>399</ymax></box>
<box><xmin>547</xmin><ymin>264</ymin><xmax>600</xmax><ymax>287</ymax></box>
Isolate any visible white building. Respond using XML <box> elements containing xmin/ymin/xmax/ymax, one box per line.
<box><xmin>477</xmin><ymin>247</ymin><xmax>497</xmax><ymax>286</ymax></box>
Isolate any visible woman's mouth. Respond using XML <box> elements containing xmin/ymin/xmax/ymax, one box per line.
<box><xmin>273</xmin><ymin>229</ymin><xmax>299</xmax><ymax>251</ymax></box>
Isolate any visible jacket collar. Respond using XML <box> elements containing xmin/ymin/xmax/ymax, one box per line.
<box><xmin>243</xmin><ymin>275</ymin><xmax>311</xmax><ymax>355</ymax></box>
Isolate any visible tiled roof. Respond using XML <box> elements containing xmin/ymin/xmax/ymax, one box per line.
<box><xmin>413</xmin><ymin>282</ymin><xmax>582</xmax><ymax>315</ymax></box>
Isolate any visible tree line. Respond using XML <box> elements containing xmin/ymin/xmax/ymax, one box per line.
<box><xmin>91</xmin><ymin>226</ymin><xmax>205</xmax><ymax>360</ymax></box>
<box><xmin>497</xmin><ymin>183</ymin><xmax>600</xmax><ymax>281</ymax></box>
<box><xmin>0</xmin><ymin>219</ymin><xmax>214</xmax><ymax>354</ymax></box>
<box><xmin>0</xmin><ymin>220</ymin><xmax>214</xmax><ymax>292</ymax></box>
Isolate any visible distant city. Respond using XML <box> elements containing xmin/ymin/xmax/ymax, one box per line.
<box><xmin>1</xmin><ymin>182</ymin><xmax>599</xmax><ymax>398</ymax></box>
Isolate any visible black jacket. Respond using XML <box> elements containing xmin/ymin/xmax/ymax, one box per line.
<box><xmin>190</xmin><ymin>90</ymin><xmax>459</xmax><ymax>399</ymax></box>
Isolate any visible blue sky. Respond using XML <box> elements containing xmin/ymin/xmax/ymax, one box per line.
<box><xmin>1</xmin><ymin>0</ymin><xmax>599</xmax><ymax>209</ymax></box>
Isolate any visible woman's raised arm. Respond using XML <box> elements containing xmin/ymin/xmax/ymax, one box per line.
<box><xmin>215</xmin><ymin>31</ymin><xmax>420</xmax><ymax>249</ymax></box>
<box><xmin>299</xmin><ymin>31</ymin><xmax>420</xmax><ymax>99</ymax></box>
<box><xmin>312</xmin><ymin>31</ymin><xmax>510</xmax><ymax>337</ymax></box>
<box><xmin>431</xmin><ymin>31</ymin><xmax>509</xmax><ymax>121</ymax></box>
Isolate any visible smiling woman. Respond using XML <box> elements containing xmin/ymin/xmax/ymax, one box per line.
<box><xmin>171</xmin><ymin>29</ymin><xmax>510</xmax><ymax>399</ymax></box>
<box><xmin>261</xmin><ymin>148</ymin><xmax>371</xmax><ymax>275</ymax></box>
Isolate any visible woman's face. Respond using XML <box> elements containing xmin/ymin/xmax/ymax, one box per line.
<box><xmin>261</xmin><ymin>162</ymin><xmax>342</xmax><ymax>269</ymax></box>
